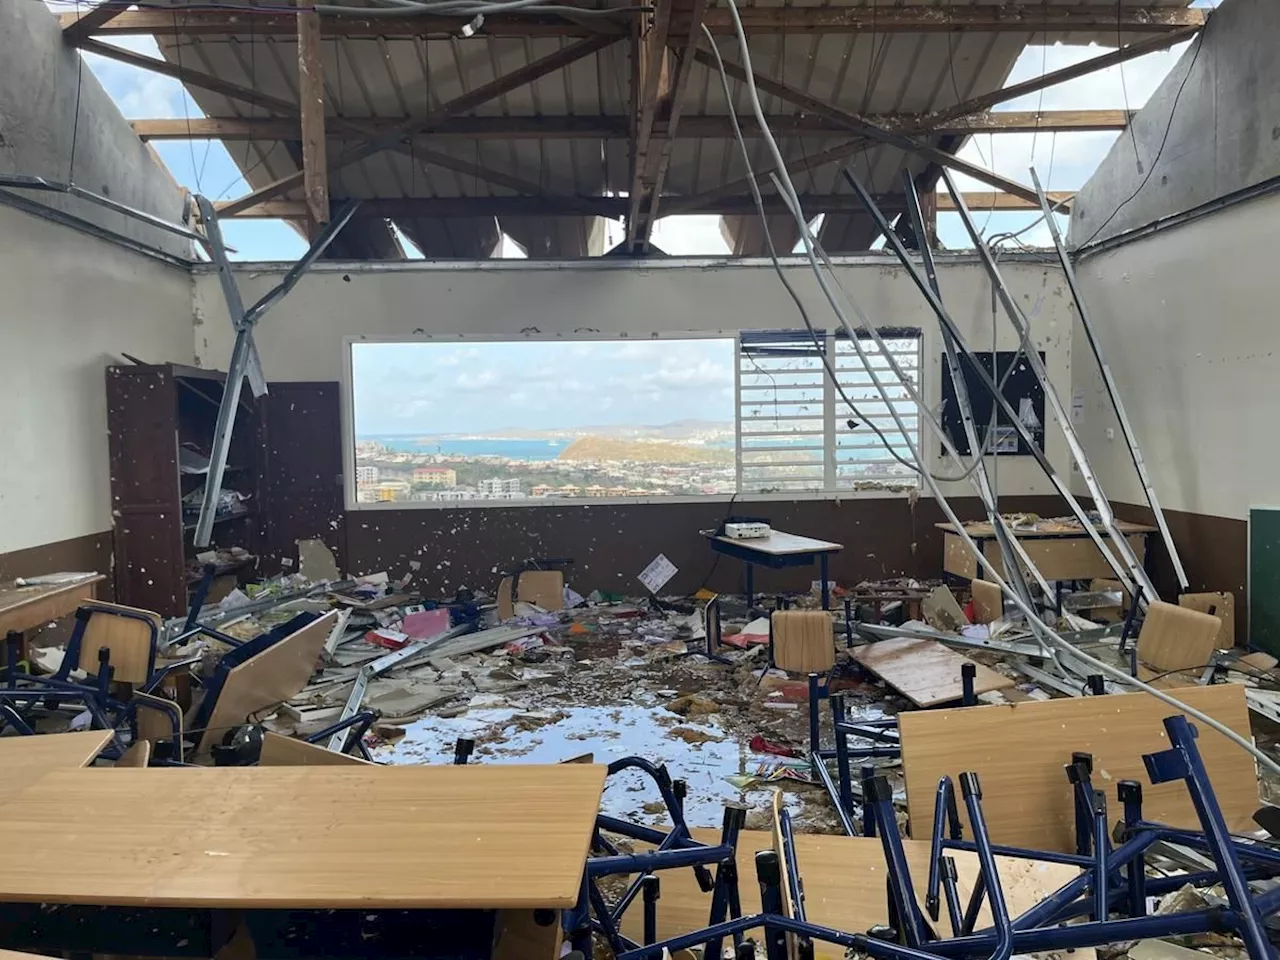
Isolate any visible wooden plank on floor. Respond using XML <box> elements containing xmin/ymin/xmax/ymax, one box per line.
<box><xmin>851</xmin><ymin>637</ymin><xmax>1013</xmax><ymax>707</ymax></box>
<box><xmin>899</xmin><ymin>684</ymin><xmax>1256</xmax><ymax>852</ymax></box>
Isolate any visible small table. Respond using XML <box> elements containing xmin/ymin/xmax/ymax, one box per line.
<box><xmin>706</xmin><ymin>530</ymin><xmax>844</xmax><ymax>610</ymax></box>
<box><xmin>0</xmin><ymin>574</ymin><xmax>105</xmax><ymax>667</ymax></box>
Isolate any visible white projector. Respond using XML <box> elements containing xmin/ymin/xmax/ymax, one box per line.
<box><xmin>724</xmin><ymin>522</ymin><xmax>771</xmax><ymax>540</ymax></box>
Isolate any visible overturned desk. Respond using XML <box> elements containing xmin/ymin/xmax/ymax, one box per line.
<box><xmin>0</xmin><ymin>763</ymin><xmax>607</xmax><ymax>959</ymax></box>
<box><xmin>0</xmin><ymin>573</ymin><xmax>105</xmax><ymax>667</ymax></box>
<box><xmin>937</xmin><ymin>519</ymin><xmax>1156</xmax><ymax>583</ymax></box>
<box><xmin>706</xmin><ymin>531</ymin><xmax>843</xmax><ymax>610</ymax></box>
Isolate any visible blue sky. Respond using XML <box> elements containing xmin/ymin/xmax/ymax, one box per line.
<box><xmin>71</xmin><ymin>7</ymin><xmax>1214</xmax><ymax>258</ymax></box>
<box><xmin>352</xmin><ymin>339</ymin><xmax>735</xmax><ymax>434</ymax></box>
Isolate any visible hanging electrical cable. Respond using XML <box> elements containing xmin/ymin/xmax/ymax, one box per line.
<box><xmin>713</xmin><ymin>0</ymin><xmax>1280</xmax><ymax>777</ymax></box>
<box><xmin>698</xmin><ymin>26</ymin><xmax>990</xmax><ymax>486</ymax></box>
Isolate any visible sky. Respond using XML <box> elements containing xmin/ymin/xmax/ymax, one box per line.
<box><xmin>352</xmin><ymin>338</ymin><xmax>735</xmax><ymax>434</ymax></box>
<box><xmin>62</xmin><ymin>0</ymin><xmax>1218</xmax><ymax>260</ymax></box>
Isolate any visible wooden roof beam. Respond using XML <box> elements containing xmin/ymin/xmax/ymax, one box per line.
<box><xmin>61</xmin><ymin>2</ymin><xmax>129</xmax><ymax>43</ymax></box>
<box><xmin>215</xmin><ymin>191</ymin><xmax>1072</xmax><ymax>219</ymax></box>
<box><xmin>130</xmin><ymin>110</ymin><xmax>1133</xmax><ymax>142</ymax></box>
<box><xmin>624</xmin><ymin>0</ymin><xmax>677</xmax><ymax>248</ymax></box>
<box><xmin>297</xmin><ymin>4</ymin><xmax>329</xmax><ymax>237</ymax></box>
<box><xmin>217</xmin><ymin>34</ymin><xmax>620</xmax><ymax>218</ymax></box>
<box><xmin>62</xmin><ymin>5</ymin><xmax>1203</xmax><ymax>39</ymax></box>
<box><xmin>690</xmin><ymin>45</ymin><xmax>1051</xmax><ymax>207</ymax></box>
<box><xmin>628</xmin><ymin>0</ymin><xmax>710</xmax><ymax>252</ymax></box>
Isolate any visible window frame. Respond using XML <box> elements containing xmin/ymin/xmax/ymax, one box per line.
<box><xmin>341</xmin><ymin>331</ymin><xmax>922</xmax><ymax>512</ymax></box>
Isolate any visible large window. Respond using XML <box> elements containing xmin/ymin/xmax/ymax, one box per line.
<box><xmin>347</xmin><ymin>332</ymin><xmax>920</xmax><ymax>507</ymax></box>
<box><xmin>349</xmin><ymin>338</ymin><xmax>737</xmax><ymax>504</ymax></box>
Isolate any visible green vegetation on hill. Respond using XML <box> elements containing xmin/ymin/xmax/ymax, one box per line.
<box><xmin>558</xmin><ymin>436</ymin><xmax>733</xmax><ymax>465</ymax></box>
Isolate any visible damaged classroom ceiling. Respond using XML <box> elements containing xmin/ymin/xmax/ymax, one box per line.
<box><xmin>67</xmin><ymin>0</ymin><xmax>1203</xmax><ymax>256</ymax></box>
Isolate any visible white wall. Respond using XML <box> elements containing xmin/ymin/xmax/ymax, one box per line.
<box><xmin>193</xmin><ymin>256</ymin><xmax>1077</xmax><ymax>500</ymax></box>
<box><xmin>0</xmin><ymin>205</ymin><xmax>194</xmax><ymax>554</ymax></box>
<box><xmin>1072</xmin><ymin>191</ymin><xmax>1280</xmax><ymax>521</ymax></box>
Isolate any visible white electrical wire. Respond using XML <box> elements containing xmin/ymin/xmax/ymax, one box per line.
<box><xmin>715</xmin><ymin>0</ymin><xmax>1280</xmax><ymax>778</ymax></box>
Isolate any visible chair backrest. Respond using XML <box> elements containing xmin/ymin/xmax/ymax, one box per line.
<box><xmin>1137</xmin><ymin>600</ymin><xmax>1222</xmax><ymax>673</ymax></box>
<box><xmin>115</xmin><ymin>740</ymin><xmax>151</xmax><ymax>767</ymax></box>
<box><xmin>771</xmin><ymin>610</ymin><xmax>835</xmax><ymax>673</ymax></box>
<box><xmin>74</xmin><ymin>602</ymin><xmax>162</xmax><ymax>684</ymax></box>
<box><xmin>133</xmin><ymin>690</ymin><xmax>184</xmax><ymax>763</ymax></box>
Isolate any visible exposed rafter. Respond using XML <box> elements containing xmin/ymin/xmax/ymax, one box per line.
<box><xmin>296</xmin><ymin>3</ymin><xmax>328</xmax><ymax>236</ymax></box>
<box><xmin>215</xmin><ymin>191</ymin><xmax>1073</xmax><ymax>219</ymax></box>
<box><xmin>690</xmin><ymin>45</ymin><xmax>1049</xmax><ymax>207</ymax></box>
<box><xmin>217</xmin><ymin>35</ymin><xmax>620</xmax><ymax>218</ymax></box>
<box><xmin>625</xmin><ymin>0</ymin><xmax>677</xmax><ymax>248</ymax></box>
<box><xmin>60</xmin><ymin>2</ymin><xmax>129</xmax><ymax>43</ymax></box>
<box><xmin>61</xmin><ymin>5</ymin><xmax>1204</xmax><ymax>39</ymax></box>
<box><xmin>917</xmin><ymin>27</ymin><xmax>1202</xmax><ymax>130</ymax></box>
<box><xmin>130</xmin><ymin>110</ymin><xmax>1133</xmax><ymax>142</ymax></box>
<box><xmin>627</xmin><ymin>0</ymin><xmax>710</xmax><ymax>252</ymax></box>
<box><xmin>129</xmin><ymin>109</ymin><xmax>1131</xmax><ymax>142</ymax></box>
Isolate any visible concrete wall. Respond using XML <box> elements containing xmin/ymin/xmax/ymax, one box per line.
<box><xmin>1070</xmin><ymin>0</ymin><xmax>1280</xmax><ymax>246</ymax></box>
<box><xmin>0</xmin><ymin>0</ymin><xmax>190</xmax><ymax>258</ymax></box>
<box><xmin>0</xmin><ymin>203</ymin><xmax>193</xmax><ymax>561</ymax></box>
<box><xmin>1071</xmin><ymin>190</ymin><xmax>1280</xmax><ymax>610</ymax></box>
<box><xmin>193</xmin><ymin>256</ymin><xmax>1078</xmax><ymax>503</ymax></box>
<box><xmin>1073</xmin><ymin>191</ymin><xmax>1278</xmax><ymax>522</ymax></box>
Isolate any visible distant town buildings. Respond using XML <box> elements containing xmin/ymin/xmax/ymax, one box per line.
<box><xmin>375</xmin><ymin>479</ymin><xmax>410</xmax><ymax>501</ymax></box>
<box><xmin>356</xmin><ymin>465</ymin><xmax>379</xmax><ymax>486</ymax></box>
<box><xmin>413</xmin><ymin>466</ymin><xmax>457</xmax><ymax>487</ymax></box>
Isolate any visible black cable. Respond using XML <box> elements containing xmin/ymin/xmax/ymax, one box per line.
<box><xmin>1076</xmin><ymin>32</ymin><xmax>1205</xmax><ymax>249</ymax></box>
<box><xmin>67</xmin><ymin>0</ymin><xmax>86</xmax><ymax>183</ymax></box>
<box><xmin>172</xmin><ymin>8</ymin><xmax>204</xmax><ymax>194</ymax></box>
<box><xmin>702</xmin><ymin>27</ymin><xmax>982</xmax><ymax>485</ymax></box>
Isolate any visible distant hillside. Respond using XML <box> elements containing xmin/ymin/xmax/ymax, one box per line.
<box><xmin>558</xmin><ymin>436</ymin><xmax>734</xmax><ymax>464</ymax></box>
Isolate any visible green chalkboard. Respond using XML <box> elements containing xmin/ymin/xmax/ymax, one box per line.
<box><xmin>1249</xmin><ymin>507</ymin><xmax>1280</xmax><ymax>656</ymax></box>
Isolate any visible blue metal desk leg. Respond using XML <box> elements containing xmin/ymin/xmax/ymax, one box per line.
<box><xmin>866</xmin><ymin>775</ymin><xmax>925</xmax><ymax>947</ymax></box>
<box><xmin>756</xmin><ymin>851</ymin><xmax>789</xmax><ymax>960</ymax></box>
<box><xmin>1118</xmin><ymin>780</ymin><xmax>1147</xmax><ymax>917</ymax></box>
<box><xmin>820</xmin><ymin>555</ymin><xmax>830</xmax><ymax>611</ymax></box>
<box><xmin>746</xmin><ymin>563</ymin><xmax>755</xmax><ymax>610</ymax></box>
<box><xmin>1145</xmin><ymin>716</ymin><xmax>1272</xmax><ymax>960</ymax></box>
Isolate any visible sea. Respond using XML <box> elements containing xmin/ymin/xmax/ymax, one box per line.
<box><xmin>363</xmin><ymin>435</ymin><xmax>572</xmax><ymax>461</ymax></box>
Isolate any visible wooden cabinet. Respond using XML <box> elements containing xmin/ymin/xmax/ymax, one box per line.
<box><xmin>106</xmin><ymin>364</ymin><xmax>263</xmax><ymax>616</ymax></box>
<box><xmin>106</xmin><ymin>369</ymin><xmax>348</xmax><ymax>616</ymax></box>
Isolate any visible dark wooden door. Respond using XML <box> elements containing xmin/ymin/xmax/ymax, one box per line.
<box><xmin>258</xmin><ymin>382</ymin><xmax>347</xmax><ymax>575</ymax></box>
<box><xmin>106</xmin><ymin>366</ymin><xmax>186</xmax><ymax>614</ymax></box>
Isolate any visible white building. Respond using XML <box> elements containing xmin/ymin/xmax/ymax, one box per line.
<box><xmin>477</xmin><ymin>477</ymin><xmax>522</xmax><ymax>496</ymax></box>
<box><xmin>355</xmin><ymin>465</ymin><xmax>380</xmax><ymax>486</ymax></box>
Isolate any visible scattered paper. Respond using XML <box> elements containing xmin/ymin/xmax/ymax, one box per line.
<box><xmin>638</xmin><ymin>554</ymin><xmax>678</xmax><ymax>595</ymax></box>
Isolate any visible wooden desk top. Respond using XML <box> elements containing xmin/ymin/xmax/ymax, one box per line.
<box><xmin>0</xmin><ymin>730</ymin><xmax>113</xmax><ymax>802</ymax></box>
<box><xmin>711</xmin><ymin>531</ymin><xmax>843</xmax><ymax>556</ymax></box>
<box><xmin>936</xmin><ymin>520</ymin><xmax>1157</xmax><ymax>538</ymax></box>
<box><xmin>0</xmin><ymin>764</ymin><xmax>606</xmax><ymax>910</ymax></box>
<box><xmin>0</xmin><ymin>574</ymin><xmax>105</xmax><ymax>616</ymax></box>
